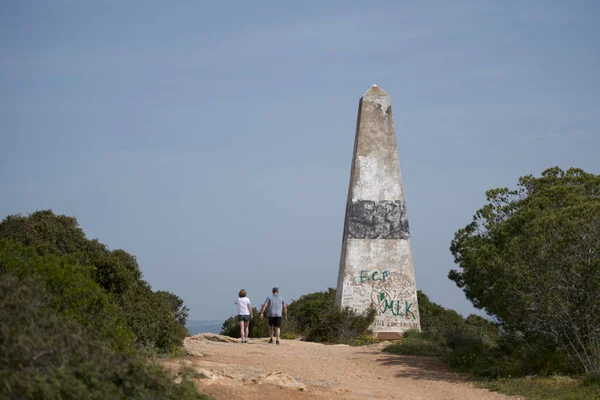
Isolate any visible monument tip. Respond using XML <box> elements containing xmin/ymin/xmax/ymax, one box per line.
<box><xmin>363</xmin><ymin>84</ymin><xmax>389</xmax><ymax>97</ymax></box>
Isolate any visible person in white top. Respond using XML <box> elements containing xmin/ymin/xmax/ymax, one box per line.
<box><xmin>234</xmin><ymin>289</ymin><xmax>253</xmax><ymax>343</ymax></box>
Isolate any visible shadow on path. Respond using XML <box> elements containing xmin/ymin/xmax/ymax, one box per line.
<box><xmin>375</xmin><ymin>353</ymin><xmax>470</xmax><ymax>383</ymax></box>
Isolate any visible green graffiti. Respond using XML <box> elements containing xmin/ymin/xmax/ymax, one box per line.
<box><xmin>360</xmin><ymin>269</ymin><xmax>391</xmax><ymax>284</ymax></box>
<box><xmin>378</xmin><ymin>292</ymin><xmax>416</xmax><ymax>320</ymax></box>
<box><xmin>404</xmin><ymin>301</ymin><xmax>415</xmax><ymax>320</ymax></box>
<box><xmin>382</xmin><ymin>298</ymin><xmax>394</xmax><ymax>314</ymax></box>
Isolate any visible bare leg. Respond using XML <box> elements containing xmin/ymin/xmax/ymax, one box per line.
<box><xmin>244</xmin><ymin>321</ymin><xmax>249</xmax><ymax>341</ymax></box>
<box><xmin>239</xmin><ymin>321</ymin><xmax>245</xmax><ymax>342</ymax></box>
<box><xmin>276</xmin><ymin>327</ymin><xmax>281</xmax><ymax>341</ymax></box>
<box><xmin>269</xmin><ymin>325</ymin><xmax>274</xmax><ymax>340</ymax></box>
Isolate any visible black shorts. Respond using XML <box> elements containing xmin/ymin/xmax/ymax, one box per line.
<box><xmin>238</xmin><ymin>315</ymin><xmax>250</xmax><ymax>322</ymax></box>
<box><xmin>268</xmin><ymin>317</ymin><xmax>282</xmax><ymax>327</ymax></box>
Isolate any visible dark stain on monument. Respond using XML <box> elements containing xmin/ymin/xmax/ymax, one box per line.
<box><xmin>347</xmin><ymin>200</ymin><xmax>410</xmax><ymax>240</ymax></box>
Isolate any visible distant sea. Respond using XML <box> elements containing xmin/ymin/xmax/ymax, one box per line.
<box><xmin>186</xmin><ymin>319</ymin><xmax>223</xmax><ymax>335</ymax></box>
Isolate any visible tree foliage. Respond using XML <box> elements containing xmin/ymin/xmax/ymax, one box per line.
<box><xmin>304</xmin><ymin>303</ymin><xmax>376</xmax><ymax>343</ymax></box>
<box><xmin>0</xmin><ymin>211</ymin><xmax>87</xmax><ymax>258</ymax></box>
<box><xmin>0</xmin><ymin>272</ymin><xmax>207</xmax><ymax>400</ymax></box>
<box><xmin>286</xmin><ymin>288</ymin><xmax>336</xmax><ymax>335</ymax></box>
<box><xmin>449</xmin><ymin>167</ymin><xmax>600</xmax><ymax>373</ymax></box>
<box><xmin>384</xmin><ymin>291</ymin><xmax>577</xmax><ymax>378</ymax></box>
<box><xmin>0</xmin><ymin>210</ymin><xmax>190</xmax><ymax>353</ymax></box>
<box><xmin>0</xmin><ymin>240</ymin><xmax>134</xmax><ymax>353</ymax></box>
<box><xmin>157</xmin><ymin>290</ymin><xmax>190</xmax><ymax>327</ymax></box>
<box><xmin>417</xmin><ymin>290</ymin><xmax>465</xmax><ymax>334</ymax></box>
<box><xmin>120</xmin><ymin>283</ymin><xmax>188</xmax><ymax>351</ymax></box>
<box><xmin>220</xmin><ymin>307</ymin><xmax>267</xmax><ymax>338</ymax></box>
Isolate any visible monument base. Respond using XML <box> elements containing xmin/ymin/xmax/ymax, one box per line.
<box><xmin>372</xmin><ymin>332</ymin><xmax>403</xmax><ymax>340</ymax></box>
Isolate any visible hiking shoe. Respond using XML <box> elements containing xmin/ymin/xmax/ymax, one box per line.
<box><xmin>268</xmin><ymin>338</ymin><xmax>274</xmax><ymax>344</ymax></box>
<box><xmin>276</xmin><ymin>340</ymin><xmax>280</xmax><ymax>345</ymax></box>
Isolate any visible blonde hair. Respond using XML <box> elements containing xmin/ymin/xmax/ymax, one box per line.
<box><xmin>239</xmin><ymin>289</ymin><xmax>247</xmax><ymax>298</ymax></box>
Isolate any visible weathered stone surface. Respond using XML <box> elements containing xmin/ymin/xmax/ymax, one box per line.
<box><xmin>347</xmin><ymin>200</ymin><xmax>409</xmax><ymax>239</ymax></box>
<box><xmin>184</xmin><ymin>333</ymin><xmax>239</xmax><ymax>356</ymax></box>
<box><xmin>261</xmin><ymin>371</ymin><xmax>306</xmax><ymax>389</ymax></box>
<box><xmin>190</xmin><ymin>333</ymin><xmax>238</xmax><ymax>343</ymax></box>
<box><xmin>336</xmin><ymin>85</ymin><xmax>421</xmax><ymax>337</ymax></box>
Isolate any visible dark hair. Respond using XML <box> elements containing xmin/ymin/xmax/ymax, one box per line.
<box><xmin>239</xmin><ymin>289</ymin><xmax>247</xmax><ymax>297</ymax></box>
<box><xmin>272</xmin><ymin>287</ymin><xmax>279</xmax><ymax>293</ymax></box>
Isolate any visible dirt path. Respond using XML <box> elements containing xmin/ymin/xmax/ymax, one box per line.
<box><xmin>161</xmin><ymin>334</ymin><xmax>519</xmax><ymax>400</ymax></box>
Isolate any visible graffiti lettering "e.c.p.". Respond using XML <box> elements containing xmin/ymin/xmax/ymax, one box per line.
<box><xmin>360</xmin><ymin>269</ymin><xmax>390</xmax><ymax>284</ymax></box>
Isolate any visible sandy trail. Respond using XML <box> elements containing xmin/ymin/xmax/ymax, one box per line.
<box><xmin>161</xmin><ymin>334</ymin><xmax>519</xmax><ymax>400</ymax></box>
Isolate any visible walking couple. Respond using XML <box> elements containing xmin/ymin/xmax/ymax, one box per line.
<box><xmin>234</xmin><ymin>287</ymin><xmax>287</xmax><ymax>345</ymax></box>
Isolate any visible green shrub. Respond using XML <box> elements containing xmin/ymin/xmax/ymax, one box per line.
<box><xmin>353</xmin><ymin>334</ymin><xmax>377</xmax><ymax>346</ymax></box>
<box><xmin>0</xmin><ymin>211</ymin><xmax>190</xmax><ymax>353</ymax></box>
<box><xmin>445</xmin><ymin>329</ymin><xmax>485</xmax><ymax>350</ymax></box>
<box><xmin>220</xmin><ymin>307</ymin><xmax>267</xmax><ymax>338</ymax></box>
<box><xmin>219</xmin><ymin>316</ymin><xmax>237</xmax><ymax>337</ymax></box>
<box><xmin>0</xmin><ymin>273</ymin><xmax>209</xmax><ymax>400</ymax></box>
<box><xmin>120</xmin><ymin>282</ymin><xmax>189</xmax><ymax>351</ymax></box>
<box><xmin>440</xmin><ymin>331</ymin><xmax>578</xmax><ymax>378</ymax></box>
<box><xmin>305</xmin><ymin>304</ymin><xmax>376</xmax><ymax>343</ymax></box>
<box><xmin>449</xmin><ymin>167</ymin><xmax>600</xmax><ymax>375</ymax></box>
<box><xmin>416</xmin><ymin>291</ymin><xmax>500</xmax><ymax>342</ymax></box>
<box><xmin>417</xmin><ymin>291</ymin><xmax>466</xmax><ymax>334</ymax></box>
<box><xmin>156</xmin><ymin>291</ymin><xmax>190</xmax><ymax>327</ymax></box>
<box><xmin>384</xmin><ymin>291</ymin><xmax>580</xmax><ymax>379</ymax></box>
<box><xmin>0</xmin><ymin>240</ymin><xmax>134</xmax><ymax>352</ymax></box>
<box><xmin>285</xmin><ymin>288</ymin><xmax>336</xmax><ymax>336</ymax></box>
<box><xmin>280</xmin><ymin>332</ymin><xmax>296</xmax><ymax>340</ymax></box>
<box><xmin>464</xmin><ymin>314</ymin><xmax>501</xmax><ymax>345</ymax></box>
<box><xmin>584</xmin><ymin>372</ymin><xmax>600</xmax><ymax>387</ymax></box>
<box><xmin>0</xmin><ymin>210</ymin><xmax>87</xmax><ymax>258</ymax></box>
<box><xmin>481</xmin><ymin>375</ymin><xmax>600</xmax><ymax>400</ymax></box>
<box><xmin>384</xmin><ymin>330</ymin><xmax>446</xmax><ymax>357</ymax></box>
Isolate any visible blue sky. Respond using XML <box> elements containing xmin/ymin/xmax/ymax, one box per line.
<box><xmin>1</xmin><ymin>1</ymin><xmax>599</xmax><ymax>321</ymax></box>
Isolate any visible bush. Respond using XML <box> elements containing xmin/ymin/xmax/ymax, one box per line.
<box><xmin>0</xmin><ymin>273</ymin><xmax>208</xmax><ymax>400</ymax></box>
<box><xmin>0</xmin><ymin>210</ymin><xmax>87</xmax><ymax>258</ymax></box>
<box><xmin>120</xmin><ymin>282</ymin><xmax>189</xmax><ymax>351</ymax></box>
<box><xmin>481</xmin><ymin>375</ymin><xmax>600</xmax><ymax>400</ymax></box>
<box><xmin>417</xmin><ymin>291</ymin><xmax>466</xmax><ymax>335</ymax></box>
<box><xmin>220</xmin><ymin>307</ymin><xmax>267</xmax><ymax>338</ymax></box>
<box><xmin>0</xmin><ymin>210</ymin><xmax>190</xmax><ymax>353</ymax></box>
<box><xmin>387</xmin><ymin>330</ymin><xmax>578</xmax><ymax>379</ymax></box>
<box><xmin>384</xmin><ymin>291</ymin><xmax>581</xmax><ymax>379</ymax></box>
<box><xmin>384</xmin><ymin>330</ymin><xmax>446</xmax><ymax>357</ymax></box>
<box><xmin>285</xmin><ymin>288</ymin><xmax>336</xmax><ymax>336</ymax></box>
<box><xmin>0</xmin><ymin>240</ymin><xmax>134</xmax><ymax>352</ymax></box>
<box><xmin>352</xmin><ymin>334</ymin><xmax>377</xmax><ymax>346</ymax></box>
<box><xmin>416</xmin><ymin>291</ymin><xmax>500</xmax><ymax>341</ymax></box>
<box><xmin>280</xmin><ymin>332</ymin><xmax>296</xmax><ymax>340</ymax></box>
<box><xmin>305</xmin><ymin>304</ymin><xmax>376</xmax><ymax>343</ymax></box>
<box><xmin>449</xmin><ymin>167</ymin><xmax>600</xmax><ymax>374</ymax></box>
<box><xmin>584</xmin><ymin>372</ymin><xmax>600</xmax><ymax>387</ymax></box>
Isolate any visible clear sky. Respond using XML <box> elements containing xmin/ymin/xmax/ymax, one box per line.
<box><xmin>1</xmin><ymin>1</ymin><xmax>599</xmax><ymax>322</ymax></box>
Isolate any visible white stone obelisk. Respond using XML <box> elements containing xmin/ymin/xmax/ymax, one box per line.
<box><xmin>336</xmin><ymin>85</ymin><xmax>420</xmax><ymax>339</ymax></box>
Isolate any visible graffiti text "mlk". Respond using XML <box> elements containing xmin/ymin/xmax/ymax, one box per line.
<box><xmin>379</xmin><ymin>293</ymin><xmax>416</xmax><ymax>320</ymax></box>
